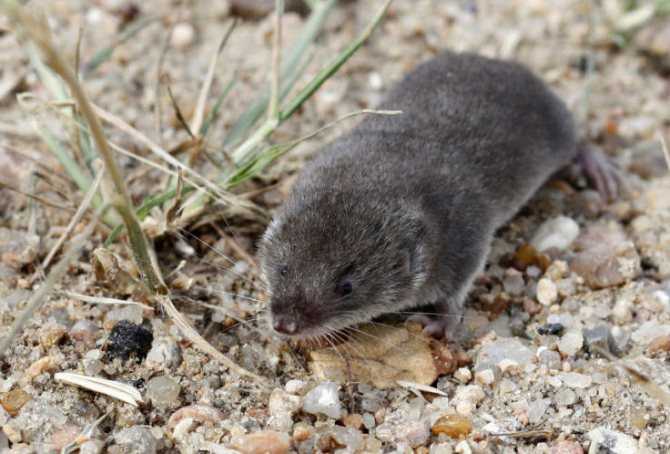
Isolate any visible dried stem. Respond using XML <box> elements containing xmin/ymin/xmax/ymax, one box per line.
<box><xmin>42</xmin><ymin>165</ymin><xmax>104</xmax><ymax>269</ymax></box>
<box><xmin>269</xmin><ymin>0</ymin><xmax>284</xmax><ymax>121</ymax></box>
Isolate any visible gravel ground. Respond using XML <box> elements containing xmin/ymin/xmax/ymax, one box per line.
<box><xmin>1</xmin><ymin>0</ymin><xmax>670</xmax><ymax>453</ymax></box>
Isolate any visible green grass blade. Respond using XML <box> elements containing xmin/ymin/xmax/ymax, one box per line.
<box><xmin>36</xmin><ymin>127</ymin><xmax>92</xmax><ymax>193</ymax></box>
<box><xmin>280</xmin><ymin>0</ymin><xmax>392</xmax><ymax>121</ymax></box>
<box><xmin>223</xmin><ymin>0</ymin><xmax>336</xmax><ymax>147</ymax></box>
<box><xmin>199</xmin><ymin>78</ymin><xmax>237</xmax><ymax>137</ymax></box>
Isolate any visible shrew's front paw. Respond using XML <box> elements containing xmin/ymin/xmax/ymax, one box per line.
<box><xmin>407</xmin><ymin>313</ymin><xmax>463</xmax><ymax>340</ymax></box>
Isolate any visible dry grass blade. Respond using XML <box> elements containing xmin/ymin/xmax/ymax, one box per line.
<box><xmin>54</xmin><ymin>372</ymin><xmax>143</xmax><ymax>407</ymax></box>
<box><xmin>396</xmin><ymin>380</ymin><xmax>447</xmax><ymax>396</ymax></box>
<box><xmin>0</xmin><ymin>179</ymin><xmax>74</xmax><ymax>211</ymax></box>
<box><xmin>268</xmin><ymin>0</ymin><xmax>284</xmax><ymax>121</ymax></box>
<box><xmin>593</xmin><ymin>346</ymin><xmax>670</xmax><ymax>407</ymax></box>
<box><xmin>660</xmin><ymin>133</ymin><xmax>670</xmax><ymax>171</ymax></box>
<box><xmin>42</xmin><ymin>166</ymin><xmax>104</xmax><ymax>269</ymax></box>
<box><xmin>191</xmin><ymin>19</ymin><xmax>237</xmax><ymax>135</ymax></box>
<box><xmin>62</xmin><ymin>291</ymin><xmax>153</xmax><ymax>311</ymax></box>
<box><xmin>0</xmin><ymin>210</ymin><xmax>101</xmax><ymax>358</ymax></box>
<box><xmin>92</xmin><ymin>104</ymin><xmax>248</xmax><ymax>211</ymax></box>
<box><xmin>157</xmin><ymin>294</ymin><xmax>260</xmax><ymax>379</ymax></box>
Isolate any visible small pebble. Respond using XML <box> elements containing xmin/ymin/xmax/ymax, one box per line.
<box><xmin>230</xmin><ymin>431</ymin><xmax>290</xmax><ymax>454</ymax></box>
<box><xmin>553</xmin><ymin>387</ymin><xmax>577</xmax><ymax>406</ymax></box>
<box><xmin>537</xmin><ymin>278</ymin><xmax>558</xmax><ymax>305</ymax></box>
<box><xmin>559</xmin><ymin>372</ymin><xmax>592</xmax><ymax>389</ymax></box>
<box><xmin>587</xmin><ymin>427</ymin><xmax>637</xmax><ymax>454</ymax></box>
<box><xmin>0</xmin><ymin>388</ymin><xmax>31</xmax><ymax>416</ymax></box>
<box><xmin>531</xmin><ymin>216</ymin><xmax>580</xmax><ymax>252</ymax></box>
<box><xmin>454</xmin><ymin>385</ymin><xmax>485</xmax><ymax>405</ymax></box>
<box><xmin>632</xmin><ymin>321</ymin><xmax>670</xmax><ymax>346</ymax></box>
<box><xmin>502</xmin><ymin>268</ymin><xmax>525</xmax><ymax>296</ymax></box>
<box><xmin>342</xmin><ymin>413</ymin><xmax>363</xmax><ymax>430</ymax></box>
<box><xmin>431</xmin><ymin>414</ymin><xmax>472</xmax><ymax>438</ymax></box>
<box><xmin>538</xmin><ymin>349</ymin><xmax>562</xmax><ymax>370</ymax></box>
<box><xmin>113</xmin><ymin>426</ymin><xmax>158</xmax><ymax>454</ymax></box>
<box><xmin>648</xmin><ymin>334</ymin><xmax>670</xmax><ymax>354</ymax></box>
<box><xmin>268</xmin><ymin>388</ymin><xmax>301</xmax><ymax>432</ymax></box>
<box><xmin>454</xmin><ymin>367</ymin><xmax>472</xmax><ymax>384</ymax></box>
<box><xmin>474</xmin><ymin>369</ymin><xmax>495</xmax><ymax>386</ymax></box>
<box><xmin>284</xmin><ymin>379</ymin><xmax>307</xmax><ymax>394</ymax></box>
<box><xmin>528</xmin><ymin>399</ymin><xmax>550</xmax><ymax>424</ymax></box>
<box><xmin>558</xmin><ymin>331</ymin><xmax>584</xmax><ymax>357</ymax></box>
<box><xmin>550</xmin><ymin>440</ymin><xmax>584</xmax><ymax>454</ymax></box>
<box><xmin>145</xmin><ymin>337</ymin><xmax>181</xmax><ymax>370</ymax></box>
<box><xmin>476</xmin><ymin>338</ymin><xmax>534</xmax><ymax>370</ymax></box>
<box><xmin>171</xmin><ymin>22</ymin><xmax>196</xmax><ymax>49</ymax></box>
<box><xmin>571</xmin><ymin>224</ymin><xmax>641</xmax><ymax>289</ymax></box>
<box><xmin>70</xmin><ymin>320</ymin><xmax>100</xmax><ymax>345</ymax></box>
<box><xmin>455</xmin><ymin>440</ymin><xmax>472</xmax><ymax>454</ymax></box>
<box><xmin>302</xmin><ymin>382</ymin><xmax>343</xmax><ymax>419</ymax></box>
<box><xmin>146</xmin><ymin>376</ymin><xmax>181</xmax><ymax>408</ymax></box>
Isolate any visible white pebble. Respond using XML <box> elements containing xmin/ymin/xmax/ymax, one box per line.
<box><xmin>559</xmin><ymin>372</ymin><xmax>593</xmax><ymax>389</ymax></box>
<box><xmin>284</xmin><ymin>379</ymin><xmax>308</xmax><ymax>395</ymax></box>
<box><xmin>474</xmin><ymin>369</ymin><xmax>495</xmax><ymax>386</ymax></box>
<box><xmin>536</xmin><ymin>278</ymin><xmax>558</xmax><ymax>305</ymax></box>
<box><xmin>455</xmin><ymin>440</ymin><xmax>473</xmax><ymax>454</ymax></box>
<box><xmin>368</xmin><ymin>72</ymin><xmax>384</xmax><ymax>90</ymax></box>
<box><xmin>530</xmin><ymin>216</ymin><xmax>580</xmax><ymax>252</ymax></box>
<box><xmin>454</xmin><ymin>367</ymin><xmax>472</xmax><ymax>384</ymax></box>
<box><xmin>558</xmin><ymin>331</ymin><xmax>584</xmax><ymax>357</ymax></box>
<box><xmin>454</xmin><ymin>385</ymin><xmax>485</xmax><ymax>404</ymax></box>
<box><xmin>171</xmin><ymin>23</ymin><xmax>196</xmax><ymax>50</ymax></box>
<box><xmin>302</xmin><ymin>382</ymin><xmax>343</xmax><ymax>419</ymax></box>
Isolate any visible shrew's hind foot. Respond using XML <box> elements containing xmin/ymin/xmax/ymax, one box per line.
<box><xmin>576</xmin><ymin>145</ymin><xmax>626</xmax><ymax>202</ymax></box>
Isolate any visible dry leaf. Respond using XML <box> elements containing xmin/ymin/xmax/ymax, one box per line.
<box><xmin>308</xmin><ymin>324</ymin><xmax>438</xmax><ymax>388</ymax></box>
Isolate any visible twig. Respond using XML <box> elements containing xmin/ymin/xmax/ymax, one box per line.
<box><xmin>0</xmin><ymin>208</ymin><xmax>102</xmax><ymax>358</ymax></box>
<box><xmin>42</xmin><ymin>166</ymin><xmax>104</xmax><ymax>269</ymax></box>
<box><xmin>61</xmin><ymin>291</ymin><xmax>153</xmax><ymax>311</ymax></box>
<box><xmin>268</xmin><ymin>0</ymin><xmax>284</xmax><ymax>121</ymax></box>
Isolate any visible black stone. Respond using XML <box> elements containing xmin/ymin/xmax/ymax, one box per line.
<box><xmin>537</xmin><ymin>323</ymin><xmax>564</xmax><ymax>336</ymax></box>
<box><xmin>105</xmin><ymin>320</ymin><xmax>153</xmax><ymax>361</ymax></box>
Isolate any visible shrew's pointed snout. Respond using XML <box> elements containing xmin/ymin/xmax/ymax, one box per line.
<box><xmin>272</xmin><ymin>315</ymin><xmax>298</xmax><ymax>335</ymax></box>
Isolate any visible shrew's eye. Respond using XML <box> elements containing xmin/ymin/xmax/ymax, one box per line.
<box><xmin>335</xmin><ymin>278</ymin><xmax>353</xmax><ymax>297</ymax></box>
<box><xmin>279</xmin><ymin>265</ymin><xmax>288</xmax><ymax>276</ymax></box>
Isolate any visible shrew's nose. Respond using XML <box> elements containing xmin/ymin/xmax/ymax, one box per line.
<box><xmin>272</xmin><ymin>317</ymin><xmax>298</xmax><ymax>335</ymax></box>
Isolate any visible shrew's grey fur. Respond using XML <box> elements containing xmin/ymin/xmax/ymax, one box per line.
<box><xmin>258</xmin><ymin>50</ymin><xmax>578</xmax><ymax>339</ymax></box>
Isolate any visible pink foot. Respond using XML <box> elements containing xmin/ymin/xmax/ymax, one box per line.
<box><xmin>407</xmin><ymin>314</ymin><xmax>461</xmax><ymax>340</ymax></box>
<box><xmin>577</xmin><ymin>146</ymin><xmax>626</xmax><ymax>202</ymax></box>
